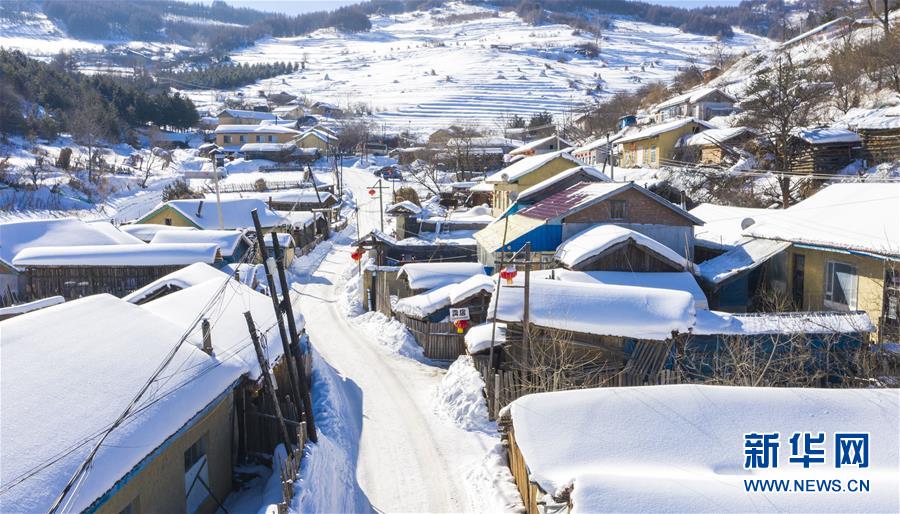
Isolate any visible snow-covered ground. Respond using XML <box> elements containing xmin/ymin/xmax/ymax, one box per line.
<box><xmin>190</xmin><ymin>2</ymin><xmax>769</xmax><ymax>134</ymax></box>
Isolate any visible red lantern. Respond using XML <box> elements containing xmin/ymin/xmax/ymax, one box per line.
<box><xmin>368</xmin><ymin>188</ymin><xmax>376</xmax><ymax>196</ymax></box>
<box><xmin>351</xmin><ymin>248</ymin><xmax>363</xmax><ymax>261</ymax></box>
<box><xmin>454</xmin><ymin>319</ymin><xmax>469</xmax><ymax>334</ymax></box>
<box><xmin>499</xmin><ymin>265</ymin><xmax>518</xmax><ymax>285</ymax></box>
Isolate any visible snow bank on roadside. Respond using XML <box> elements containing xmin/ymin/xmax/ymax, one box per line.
<box><xmin>465</xmin><ymin>443</ymin><xmax>526</xmax><ymax>514</ymax></box>
<box><xmin>433</xmin><ymin>356</ymin><xmax>494</xmax><ymax>433</ymax></box>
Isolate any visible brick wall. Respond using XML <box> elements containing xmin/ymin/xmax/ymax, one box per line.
<box><xmin>563</xmin><ymin>189</ymin><xmax>693</xmax><ymax>227</ymax></box>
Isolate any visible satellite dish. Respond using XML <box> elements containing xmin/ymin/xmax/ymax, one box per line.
<box><xmin>740</xmin><ymin>217</ymin><xmax>756</xmax><ymax>230</ymax></box>
<box><xmin>500</xmin><ymin>172</ymin><xmax>509</xmax><ymax>183</ymax></box>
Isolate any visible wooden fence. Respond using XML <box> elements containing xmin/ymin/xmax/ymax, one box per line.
<box><xmin>200</xmin><ymin>179</ymin><xmax>312</xmax><ymax>195</ymax></box>
<box><xmin>396</xmin><ymin>313</ymin><xmax>467</xmax><ymax>360</ymax></box>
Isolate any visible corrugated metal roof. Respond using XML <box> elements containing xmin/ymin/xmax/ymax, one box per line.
<box><xmin>518</xmin><ymin>182</ymin><xmax>628</xmax><ymax>221</ymax></box>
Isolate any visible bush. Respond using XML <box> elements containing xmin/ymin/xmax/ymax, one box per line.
<box><xmin>393</xmin><ymin>186</ymin><xmax>420</xmax><ymax>206</ymax></box>
<box><xmin>162</xmin><ymin>180</ymin><xmax>201</xmax><ymax>201</ymax></box>
<box><xmin>254</xmin><ymin>178</ymin><xmax>268</xmax><ymax>192</ymax></box>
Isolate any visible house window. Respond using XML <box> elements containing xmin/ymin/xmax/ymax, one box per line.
<box><xmin>223</xmin><ymin>135</ymin><xmax>232</xmax><ymax>144</ymax></box>
<box><xmin>649</xmin><ymin>144</ymin><xmax>657</xmax><ymax>163</ymax></box>
<box><xmin>239</xmin><ymin>135</ymin><xmax>247</xmax><ymax>143</ymax></box>
<box><xmin>824</xmin><ymin>261</ymin><xmax>858</xmax><ymax>310</ymax></box>
<box><xmin>268</xmin><ymin>135</ymin><xmax>276</xmax><ymax>142</ymax></box>
<box><xmin>256</xmin><ymin>135</ymin><xmax>263</xmax><ymax>143</ymax></box>
<box><xmin>164</xmin><ymin>218</ymin><xmax>172</xmax><ymax>226</ymax></box>
<box><xmin>184</xmin><ymin>436</ymin><xmax>209</xmax><ymax>514</ymax></box>
<box><xmin>119</xmin><ymin>497</ymin><xmax>140</xmax><ymax>514</ymax></box>
<box><xmin>609</xmin><ymin>199</ymin><xmax>626</xmax><ymax>220</ymax></box>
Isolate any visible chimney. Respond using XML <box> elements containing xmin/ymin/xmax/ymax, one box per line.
<box><xmin>201</xmin><ymin>318</ymin><xmax>213</xmax><ymax>354</ymax></box>
<box><xmin>196</xmin><ymin>200</ymin><xmax>204</xmax><ymax>217</ymax></box>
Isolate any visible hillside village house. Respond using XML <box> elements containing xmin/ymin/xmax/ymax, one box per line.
<box><xmin>617</xmin><ymin>118</ymin><xmax>713</xmax><ymax>168</ymax></box>
<box><xmin>0</xmin><ymin>218</ymin><xmax>144</xmax><ymax>303</ymax></box>
<box><xmin>215</xmin><ymin>124</ymin><xmax>301</xmax><ymax>152</ymax></box>
<box><xmin>216</xmin><ymin>108</ymin><xmax>277</xmax><ymax>125</ymax></box>
<box><xmin>475</xmin><ymin>181</ymin><xmax>702</xmax><ymax>268</ymax></box>
<box><xmin>843</xmin><ymin>106</ymin><xmax>900</xmax><ymax>164</ymax></box>
<box><xmin>484</xmin><ymin>151</ymin><xmax>582</xmax><ymax>215</ymax></box>
<box><xmin>293</xmin><ymin>128</ymin><xmax>338</xmax><ymax>152</ymax></box>
<box><xmin>652</xmin><ymin>87</ymin><xmax>737</xmax><ymax>122</ymax></box>
<box><xmin>678</xmin><ymin>127</ymin><xmax>754</xmax><ymax>165</ymax></box>
<box><xmin>271</xmin><ymin>104</ymin><xmax>305</xmax><ymax>120</ymax></box>
<box><xmin>136</xmin><ymin>198</ymin><xmax>287</xmax><ymax>232</ymax></box>
<box><xmin>506</xmin><ymin>134</ymin><xmax>573</xmax><ymax>161</ymax></box>
<box><xmin>572</xmin><ymin>134</ymin><xmax>621</xmax><ymax>166</ymax></box>
<box><xmin>788</xmin><ymin>127</ymin><xmax>860</xmax><ymax>174</ymax></box>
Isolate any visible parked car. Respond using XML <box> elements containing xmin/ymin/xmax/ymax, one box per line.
<box><xmin>374</xmin><ymin>166</ymin><xmax>402</xmax><ymax>180</ymax></box>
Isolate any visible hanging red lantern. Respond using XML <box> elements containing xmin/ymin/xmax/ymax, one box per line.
<box><xmin>351</xmin><ymin>248</ymin><xmax>363</xmax><ymax>261</ymax></box>
<box><xmin>499</xmin><ymin>265</ymin><xmax>518</xmax><ymax>285</ymax></box>
<box><xmin>454</xmin><ymin>319</ymin><xmax>469</xmax><ymax>334</ymax></box>
<box><xmin>368</xmin><ymin>188</ymin><xmax>376</xmax><ymax>196</ymax></box>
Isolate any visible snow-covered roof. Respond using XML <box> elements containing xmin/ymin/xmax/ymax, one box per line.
<box><xmin>680</xmin><ymin>127</ymin><xmax>751</xmax><ymax>147</ymax></box>
<box><xmin>509</xmin><ymin>385</ymin><xmax>898</xmax><ymax>513</ymax></box>
<box><xmin>516</xmin><ymin>166</ymin><xmax>611</xmax><ymax>204</ymax></box>
<box><xmin>214</xmin><ymin>124</ymin><xmax>300</xmax><ymax>135</ymax></box>
<box><xmin>743</xmin><ymin>183</ymin><xmax>900</xmax><ymax>257</ymax></box>
<box><xmin>464</xmin><ymin>321</ymin><xmax>506</xmax><ymax>354</ymax></box>
<box><xmin>0</xmin><ymin>218</ymin><xmax>142</xmax><ymax>269</ymax></box>
<box><xmin>484</xmin><ymin>151</ymin><xmax>581</xmax><ymax>184</ymax></box>
<box><xmin>0</xmin><ymin>295</ymin><xmax>64</xmax><ymax>318</ymax></box>
<box><xmin>469</xmin><ymin>181</ymin><xmax>494</xmax><ymax>192</ymax></box>
<box><xmin>791</xmin><ymin>127</ymin><xmax>861</xmax><ymax>145</ymax></box>
<box><xmin>616</xmin><ymin>118</ymin><xmax>714</xmax><ymax>145</ymax></box>
<box><xmin>12</xmin><ymin>243</ymin><xmax>220</xmax><ymax>267</ymax></box>
<box><xmin>489</xmin><ymin>278</ymin><xmax>695</xmax><ymax>340</ymax></box>
<box><xmin>779</xmin><ymin>16</ymin><xmax>852</xmax><ymax>48</ymax></box>
<box><xmin>508</xmin><ymin>135</ymin><xmax>572</xmax><ymax>156</ymax></box>
<box><xmin>532</xmin><ymin>269</ymin><xmax>708</xmax><ymax>310</ymax></box>
<box><xmin>297</xmin><ymin>128</ymin><xmax>338</xmax><ymax>143</ymax></box>
<box><xmin>689</xmin><ymin>203</ymin><xmax>771</xmax><ymax>250</ymax></box>
<box><xmin>218</xmin><ymin>108</ymin><xmax>277</xmax><ymax>120</ymax></box>
<box><xmin>247</xmin><ymin>189</ymin><xmax>337</xmax><ymax>205</ymax></box>
<box><xmin>693</xmin><ymin>309</ymin><xmax>874</xmax><ymax>335</ymax></box>
<box><xmin>698</xmin><ymin>237</ymin><xmax>791</xmax><ymax>285</ymax></box>
<box><xmin>150</xmin><ymin>229</ymin><xmax>248</xmax><ymax>258</ymax></box>
<box><xmin>123</xmin><ymin>262</ymin><xmax>232</xmax><ymax>304</ymax></box>
<box><xmin>449</xmin><ymin>274</ymin><xmax>495</xmax><ymax>304</ymax></box>
<box><xmin>386</xmin><ymin>200</ymin><xmax>423</xmax><ymax>215</ymax></box>
<box><xmin>573</xmin><ymin>134</ymin><xmax>623</xmax><ymax>153</ymax></box>
<box><xmin>239</xmin><ymin>142</ymin><xmax>297</xmax><ymax>153</ymax></box>
<box><xmin>394</xmin><ymin>282</ymin><xmax>458</xmax><ymax>319</ymax></box>
<box><xmin>119</xmin><ymin>223</ymin><xmax>196</xmax><ymax>243</ymax></box>
<box><xmin>397</xmin><ymin>262</ymin><xmax>486</xmax><ymax>290</ymax></box>
<box><xmin>150</xmin><ymin>198</ymin><xmax>287</xmax><ymax>230</ymax></box>
<box><xmin>278</xmin><ymin>210</ymin><xmax>322</xmax><ymax>228</ymax></box>
<box><xmin>262</xmin><ymin>232</ymin><xmax>295</xmax><ymax>248</ymax></box>
<box><xmin>654</xmin><ymin>87</ymin><xmax>735</xmax><ymax>111</ymax></box>
<box><xmin>840</xmin><ymin>105</ymin><xmax>900</xmax><ymax>131</ymax></box>
<box><xmin>0</xmin><ymin>294</ymin><xmax>246</xmax><ymax>513</ymax></box>
<box><xmin>141</xmin><ymin>275</ymin><xmax>302</xmax><ymax>380</ymax></box>
<box><xmin>555</xmin><ymin>225</ymin><xmax>690</xmax><ymax>271</ymax></box>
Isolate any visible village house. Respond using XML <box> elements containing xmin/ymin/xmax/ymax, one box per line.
<box><xmin>474</xmin><ymin>181</ymin><xmax>702</xmax><ymax>269</ymax></box>
<box><xmin>502</xmin><ymin>386</ymin><xmax>896</xmax><ymax>514</ymax></box>
<box><xmin>506</xmin><ymin>134</ymin><xmax>573</xmax><ymax>161</ymax></box>
<box><xmin>256</xmin><ymin>189</ymin><xmax>340</xmax><ymax>211</ymax></box>
<box><xmin>271</xmin><ymin>104</ymin><xmax>304</xmax><ymax>120</ymax></box>
<box><xmin>239</xmin><ymin>142</ymin><xmax>319</xmax><ymax>163</ymax></box>
<box><xmin>688</xmin><ymin>202</ymin><xmax>771</xmax><ymax>263</ymax></box>
<box><xmin>149</xmin><ymin>229</ymin><xmax>252</xmax><ymax>264</ymax></box>
<box><xmin>359</xmin><ymin>260</ymin><xmax>484</xmax><ymax>316</ymax></box>
<box><xmin>652</xmin><ymin>87</ymin><xmax>737</xmax><ymax>122</ymax></box>
<box><xmin>554</xmin><ymin>224</ymin><xmax>694</xmax><ymax>273</ymax></box>
<box><xmin>843</xmin><ymin>106</ymin><xmax>900</xmax><ymax>165</ymax></box>
<box><xmin>393</xmin><ymin>274</ymin><xmax>494</xmax><ymax>359</ymax></box>
<box><xmin>0</xmin><ymin>218</ymin><xmax>143</xmax><ymax>303</ymax></box>
<box><xmin>278</xmin><ymin>210</ymin><xmax>330</xmax><ymax>255</ymax></box>
<box><xmin>617</xmin><ymin>118</ymin><xmax>713</xmax><ymax>168</ymax></box>
<box><xmin>571</xmin><ymin>134</ymin><xmax>621</xmax><ymax>167</ymax></box>
<box><xmin>293</xmin><ymin>128</ymin><xmax>338</xmax><ymax>153</ymax></box>
<box><xmin>214</xmin><ymin>124</ymin><xmax>301</xmax><ymax>152</ymax></box>
<box><xmin>677</xmin><ymin>126</ymin><xmax>754</xmax><ymax>165</ymax></box>
<box><xmin>217</xmin><ymin>108</ymin><xmax>277</xmax><ymax>125</ymax></box>
<box><xmin>308</xmin><ymin>101</ymin><xmax>344</xmax><ymax>117</ymax></box>
<box><xmin>12</xmin><ymin>243</ymin><xmax>221</xmax><ymax>299</ymax></box>
<box><xmin>136</xmin><ymin>198</ymin><xmax>287</xmax><ymax>232</ymax></box>
<box><xmin>788</xmin><ymin>127</ymin><xmax>861</xmax><ymax>174</ymax></box>
<box><xmin>483</xmin><ymin>151</ymin><xmax>583</xmax><ymax>215</ymax></box>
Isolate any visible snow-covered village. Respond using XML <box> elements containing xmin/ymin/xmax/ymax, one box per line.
<box><xmin>0</xmin><ymin>0</ymin><xmax>899</xmax><ymax>513</ymax></box>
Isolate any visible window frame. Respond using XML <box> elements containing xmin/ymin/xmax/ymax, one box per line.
<box><xmin>824</xmin><ymin>260</ymin><xmax>858</xmax><ymax>311</ymax></box>
<box><xmin>223</xmin><ymin>135</ymin><xmax>232</xmax><ymax>144</ymax></box>
<box><xmin>184</xmin><ymin>436</ymin><xmax>209</xmax><ymax>514</ymax></box>
<box><xmin>609</xmin><ymin>199</ymin><xmax>627</xmax><ymax>220</ymax></box>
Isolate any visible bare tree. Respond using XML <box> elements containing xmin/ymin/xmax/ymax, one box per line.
<box><xmin>826</xmin><ymin>41</ymin><xmax>865</xmax><ymax>114</ymax></box>
<box><xmin>25</xmin><ymin>155</ymin><xmax>46</xmax><ymax>188</ymax></box>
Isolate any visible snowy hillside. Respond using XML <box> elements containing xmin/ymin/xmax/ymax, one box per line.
<box><xmin>199</xmin><ymin>3</ymin><xmax>769</xmax><ymax>133</ymax></box>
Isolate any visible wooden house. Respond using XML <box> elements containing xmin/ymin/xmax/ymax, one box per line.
<box><xmin>483</xmin><ymin>151</ymin><xmax>583</xmax><ymax>215</ymax></box>
<box><xmin>678</xmin><ymin>127</ymin><xmax>753</xmax><ymax>165</ymax></box>
<box><xmin>12</xmin><ymin>243</ymin><xmax>221</xmax><ymax>300</ymax></box>
<box><xmin>393</xmin><ymin>274</ymin><xmax>494</xmax><ymax>359</ymax></box>
<box><xmin>217</xmin><ymin>108</ymin><xmax>277</xmax><ymax>125</ymax></box>
<box><xmin>474</xmin><ymin>181</ymin><xmax>703</xmax><ymax>269</ymax></box>
<box><xmin>309</xmin><ymin>101</ymin><xmax>343</xmax><ymax>117</ymax></box>
<box><xmin>136</xmin><ymin>198</ymin><xmax>287</xmax><ymax>232</ymax></box>
<box><xmin>150</xmin><ymin>229</ymin><xmax>251</xmax><ymax>264</ymax></box>
<box><xmin>262</xmin><ymin>189</ymin><xmax>339</xmax><ymax>211</ymax></box>
<box><xmin>652</xmin><ymin>87</ymin><xmax>736</xmax><ymax>122</ymax></box>
<box><xmin>617</xmin><ymin>118</ymin><xmax>713</xmax><ymax>168</ymax></box>
<box><xmin>385</xmin><ymin>201</ymin><xmax>423</xmax><ymax>240</ymax></box>
<box><xmin>0</xmin><ymin>218</ymin><xmax>143</xmax><ymax>303</ymax></box>
<box><xmin>788</xmin><ymin>128</ymin><xmax>860</xmax><ymax>174</ymax></box>
<box><xmin>554</xmin><ymin>225</ymin><xmax>693</xmax><ymax>272</ymax></box>
<box><xmin>214</xmin><ymin>124</ymin><xmax>300</xmax><ymax>152</ymax></box>
<box><xmin>261</xmin><ymin>232</ymin><xmax>297</xmax><ymax>265</ymax></box>
<box><xmin>279</xmin><ymin>211</ymin><xmax>330</xmax><ymax>255</ymax></box>
<box><xmin>844</xmin><ymin>106</ymin><xmax>900</xmax><ymax>165</ymax></box>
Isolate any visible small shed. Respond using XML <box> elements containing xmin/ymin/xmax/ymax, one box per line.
<box><xmin>397</xmin><ymin>262</ymin><xmax>487</xmax><ymax>294</ymax></box>
<box><xmin>788</xmin><ymin>127</ymin><xmax>861</xmax><ymax>174</ymax></box>
<box><xmin>554</xmin><ymin>225</ymin><xmax>692</xmax><ymax>272</ymax></box>
<box><xmin>150</xmin><ymin>229</ymin><xmax>251</xmax><ymax>263</ymax></box>
<box><xmin>843</xmin><ymin>106</ymin><xmax>900</xmax><ymax>165</ymax></box>
<box><xmin>678</xmin><ymin>127</ymin><xmax>753</xmax><ymax>165</ymax></box>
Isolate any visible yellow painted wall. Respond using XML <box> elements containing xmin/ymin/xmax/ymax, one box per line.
<box><xmin>97</xmin><ymin>392</ymin><xmax>234</xmax><ymax>514</ymax></box>
<box><xmin>139</xmin><ymin>207</ymin><xmax>197</xmax><ymax>228</ymax></box>
<box><xmin>620</xmin><ymin>122</ymin><xmax>705</xmax><ymax>168</ymax></box>
<box><xmin>491</xmin><ymin>156</ymin><xmax>577</xmax><ymax>215</ymax></box>
<box><xmin>294</xmin><ymin>134</ymin><xmax>329</xmax><ymax>151</ymax></box>
<box><xmin>786</xmin><ymin>246</ymin><xmax>886</xmax><ymax>332</ymax></box>
<box><xmin>216</xmin><ymin>131</ymin><xmax>295</xmax><ymax>147</ymax></box>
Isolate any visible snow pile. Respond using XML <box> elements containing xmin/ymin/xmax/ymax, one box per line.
<box><xmin>791</xmin><ymin>127</ymin><xmax>861</xmax><ymax>145</ymax></box>
<box><xmin>350</xmin><ymin>310</ymin><xmax>425</xmax><ymax>360</ymax></box>
<box><xmin>463</xmin><ymin>443</ymin><xmax>525</xmax><ymax>514</ymax></box>
<box><xmin>555</xmin><ymin>224</ymin><xmax>690</xmax><ymax>271</ymax></box>
<box><xmin>151</xmin><ymin>198</ymin><xmax>287</xmax><ymax>230</ymax></box>
<box><xmin>464</xmin><ymin>322</ymin><xmax>507</xmax><ymax>354</ymax></box>
<box><xmin>510</xmin><ymin>385</ymin><xmax>899</xmax><ymax>513</ymax></box>
<box><xmin>448</xmin><ymin>274</ymin><xmax>495</xmax><ymax>304</ymax></box>
<box><xmin>693</xmin><ymin>310</ymin><xmax>875</xmax><ymax>336</ymax></box>
<box><xmin>490</xmin><ymin>278</ymin><xmax>696</xmax><ymax>340</ymax></box>
<box><xmin>0</xmin><ymin>295</ymin><xmax>64</xmax><ymax>317</ymax></box>
<box><xmin>433</xmin><ymin>355</ymin><xmax>493</xmax><ymax>432</ymax></box>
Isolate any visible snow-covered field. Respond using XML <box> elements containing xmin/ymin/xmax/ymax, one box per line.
<box><xmin>201</xmin><ymin>2</ymin><xmax>769</xmax><ymax>133</ymax></box>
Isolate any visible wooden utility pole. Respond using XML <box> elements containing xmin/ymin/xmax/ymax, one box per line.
<box><xmin>251</xmin><ymin>209</ymin><xmax>303</xmax><ymax>419</ymax></box>
<box><xmin>370</xmin><ymin>179</ymin><xmax>388</xmax><ymax>232</ymax></box>
<box><xmin>270</xmin><ymin>232</ymin><xmax>318</xmax><ymax>443</ymax></box>
<box><xmin>244</xmin><ymin>311</ymin><xmax>292</xmax><ymax>451</ymax></box>
<box><xmin>523</xmin><ymin>242</ymin><xmax>532</xmax><ymax>347</ymax></box>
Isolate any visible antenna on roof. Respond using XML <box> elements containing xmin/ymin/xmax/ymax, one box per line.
<box><xmin>196</xmin><ymin>200</ymin><xmax>204</xmax><ymax>217</ymax></box>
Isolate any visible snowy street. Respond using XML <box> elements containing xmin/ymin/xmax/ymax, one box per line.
<box><xmin>291</xmin><ymin>165</ymin><xmax>502</xmax><ymax>512</ymax></box>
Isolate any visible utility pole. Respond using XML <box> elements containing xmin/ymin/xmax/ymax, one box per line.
<box><xmin>370</xmin><ymin>179</ymin><xmax>388</xmax><ymax>233</ymax></box>
<box><xmin>244</xmin><ymin>311</ymin><xmax>292</xmax><ymax>451</ymax></box>
<box><xmin>251</xmin><ymin>209</ymin><xmax>303</xmax><ymax>419</ymax></box>
<box><xmin>523</xmin><ymin>242</ymin><xmax>531</xmax><ymax>348</ymax></box>
<box><xmin>209</xmin><ymin>149</ymin><xmax>225</xmax><ymax>229</ymax></box>
<box><xmin>270</xmin><ymin>232</ymin><xmax>317</xmax><ymax>443</ymax></box>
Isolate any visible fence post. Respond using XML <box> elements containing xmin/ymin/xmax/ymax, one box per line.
<box><xmin>493</xmin><ymin>372</ymin><xmax>501</xmax><ymax>419</ymax></box>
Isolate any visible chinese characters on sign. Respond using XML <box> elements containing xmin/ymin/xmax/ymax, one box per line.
<box><xmin>744</xmin><ymin>432</ymin><xmax>869</xmax><ymax>469</ymax></box>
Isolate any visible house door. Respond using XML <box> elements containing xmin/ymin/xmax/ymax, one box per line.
<box><xmin>791</xmin><ymin>254</ymin><xmax>805</xmax><ymax>309</ymax></box>
<box><xmin>883</xmin><ymin>268</ymin><xmax>900</xmax><ymax>341</ymax></box>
